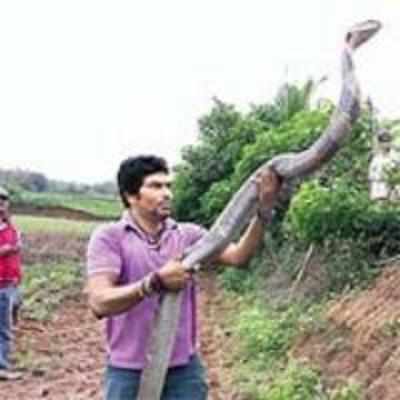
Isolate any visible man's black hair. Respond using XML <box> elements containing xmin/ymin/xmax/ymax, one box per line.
<box><xmin>117</xmin><ymin>155</ymin><xmax>169</xmax><ymax>208</ymax></box>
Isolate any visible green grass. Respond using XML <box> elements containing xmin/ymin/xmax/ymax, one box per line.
<box><xmin>14</xmin><ymin>215</ymin><xmax>100</xmax><ymax>237</ymax></box>
<box><xmin>17</xmin><ymin>191</ymin><xmax>121</xmax><ymax>219</ymax></box>
<box><xmin>224</xmin><ymin>293</ymin><xmax>361</xmax><ymax>399</ymax></box>
<box><xmin>21</xmin><ymin>262</ymin><xmax>83</xmax><ymax>321</ymax></box>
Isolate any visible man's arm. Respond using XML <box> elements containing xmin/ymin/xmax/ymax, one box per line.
<box><xmin>86</xmin><ymin>272</ymin><xmax>147</xmax><ymax>317</ymax></box>
<box><xmin>87</xmin><ymin>258</ymin><xmax>191</xmax><ymax>318</ymax></box>
<box><xmin>215</xmin><ymin>215</ymin><xmax>266</xmax><ymax>266</ymax></box>
<box><xmin>0</xmin><ymin>243</ymin><xmax>19</xmax><ymax>257</ymax></box>
<box><xmin>0</xmin><ymin>217</ymin><xmax>22</xmax><ymax>256</ymax></box>
<box><xmin>213</xmin><ymin>168</ymin><xmax>281</xmax><ymax>267</ymax></box>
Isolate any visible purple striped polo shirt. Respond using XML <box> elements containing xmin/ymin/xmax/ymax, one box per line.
<box><xmin>86</xmin><ymin>211</ymin><xmax>206</xmax><ymax>370</ymax></box>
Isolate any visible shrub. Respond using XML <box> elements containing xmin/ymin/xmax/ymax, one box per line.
<box><xmin>285</xmin><ymin>180</ymin><xmax>369</xmax><ymax>243</ymax></box>
<box><xmin>236</xmin><ymin>303</ymin><xmax>303</xmax><ymax>366</ymax></box>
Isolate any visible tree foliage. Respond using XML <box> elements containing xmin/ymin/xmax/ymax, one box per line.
<box><xmin>173</xmin><ymin>77</ymin><xmax>400</xmax><ymax>293</ymax></box>
<box><xmin>0</xmin><ymin>167</ymin><xmax>116</xmax><ymax>196</ymax></box>
<box><xmin>173</xmin><ymin>80</ymin><xmax>323</xmax><ymax>224</ymax></box>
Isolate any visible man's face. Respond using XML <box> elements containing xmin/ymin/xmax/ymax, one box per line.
<box><xmin>0</xmin><ymin>195</ymin><xmax>10</xmax><ymax>219</ymax></box>
<box><xmin>127</xmin><ymin>172</ymin><xmax>173</xmax><ymax>220</ymax></box>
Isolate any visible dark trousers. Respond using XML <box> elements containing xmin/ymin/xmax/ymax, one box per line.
<box><xmin>104</xmin><ymin>354</ymin><xmax>208</xmax><ymax>400</ymax></box>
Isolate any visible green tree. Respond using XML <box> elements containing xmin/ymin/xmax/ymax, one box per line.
<box><xmin>173</xmin><ymin>80</ymin><xmax>321</xmax><ymax>224</ymax></box>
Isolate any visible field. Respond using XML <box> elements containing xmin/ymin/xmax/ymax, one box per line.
<box><xmin>15</xmin><ymin>191</ymin><xmax>121</xmax><ymax>219</ymax></box>
<box><xmin>14</xmin><ymin>215</ymin><xmax>99</xmax><ymax>237</ymax></box>
<box><xmin>17</xmin><ymin>216</ymin><xmax>97</xmax><ymax>320</ymax></box>
<box><xmin>2</xmin><ymin>210</ymin><xmax>235</xmax><ymax>400</ymax></box>
<box><xmin>4</xmin><ymin>205</ymin><xmax>400</xmax><ymax>399</ymax></box>
<box><xmin>1</xmin><ymin>214</ymin><xmax>101</xmax><ymax>399</ymax></box>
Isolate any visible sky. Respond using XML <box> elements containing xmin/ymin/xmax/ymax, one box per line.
<box><xmin>0</xmin><ymin>1</ymin><xmax>399</xmax><ymax>184</ymax></box>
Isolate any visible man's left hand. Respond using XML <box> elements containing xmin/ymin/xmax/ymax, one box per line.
<box><xmin>255</xmin><ymin>168</ymin><xmax>282</xmax><ymax>210</ymax></box>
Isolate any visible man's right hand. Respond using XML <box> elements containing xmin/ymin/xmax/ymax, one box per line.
<box><xmin>158</xmin><ymin>258</ymin><xmax>191</xmax><ymax>291</ymax></box>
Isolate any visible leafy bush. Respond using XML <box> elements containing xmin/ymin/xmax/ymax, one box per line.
<box><xmin>218</xmin><ymin>246</ymin><xmax>277</xmax><ymax>294</ymax></box>
<box><xmin>259</xmin><ymin>361</ymin><xmax>361</xmax><ymax>400</ymax></box>
<box><xmin>235</xmin><ymin>109</ymin><xmax>330</xmax><ymax>184</ymax></box>
<box><xmin>330</xmin><ymin>384</ymin><xmax>362</xmax><ymax>400</ymax></box>
<box><xmin>286</xmin><ymin>180</ymin><xmax>370</xmax><ymax>243</ymax></box>
<box><xmin>318</xmin><ymin>238</ymin><xmax>378</xmax><ymax>292</ymax></box>
<box><xmin>231</xmin><ymin>298</ymin><xmax>362</xmax><ymax>398</ymax></box>
<box><xmin>173</xmin><ymin>81</ymin><xmax>325</xmax><ymax>224</ymax></box>
<box><xmin>173</xmin><ymin>98</ymin><xmax>263</xmax><ymax>223</ymax></box>
<box><xmin>318</xmin><ymin>110</ymin><xmax>373</xmax><ymax>189</ymax></box>
<box><xmin>199</xmin><ymin>179</ymin><xmax>236</xmax><ymax>227</ymax></box>
<box><xmin>219</xmin><ymin>267</ymin><xmax>257</xmax><ymax>294</ymax></box>
<box><xmin>22</xmin><ymin>263</ymin><xmax>82</xmax><ymax>320</ymax></box>
<box><xmin>236</xmin><ymin>303</ymin><xmax>303</xmax><ymax>366</ymax></box>
<box><xmin>198</xmin><ymin>109</ymin><xmax>331</xmax><ymax>223</ymax></box>
<box><xmin>260</xmin><ymin>361</ymin><xmax>322</xmax><ymax>400</ymax></box>
<box><xmin>287</xmin><ymin>180</ymin><xmax>400</xmax><ymax>258</ymax></box>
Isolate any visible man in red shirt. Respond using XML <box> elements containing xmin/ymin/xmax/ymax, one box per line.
<box><xmin>0</xmin><ymin>186</ymin><xmax>22</xmax><ymax>380</ymax></box>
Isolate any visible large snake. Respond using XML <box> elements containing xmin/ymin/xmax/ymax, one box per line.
<box><xmin>137</xmin><ymin>20</ymin><xmax>382</xmax><ymax>400</ymax></box>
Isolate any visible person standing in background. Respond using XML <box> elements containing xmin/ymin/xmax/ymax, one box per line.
<box><xmin>0</xmin><ymin>186</ymin><xmax>23</xmax><ymax>381</ymax></box>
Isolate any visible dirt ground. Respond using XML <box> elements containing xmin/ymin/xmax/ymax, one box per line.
<box><xmin>1</xmin><ymin>273</ymin><xmax>239</xmax><ymax>400</ymax></box>
<box><xmin>22</xmin><ymin>232</ymin><xmax>87</xmax><ymax>265</ymax></box>
<box><xmin>293</xmin><ymin>265</ymin><xmax>400</xmax><ymax>400</ymax></box>
<box><xmin>4</xmin><ymin>228</ymin><xmax>400</xmax><ymax>399</ymax></box>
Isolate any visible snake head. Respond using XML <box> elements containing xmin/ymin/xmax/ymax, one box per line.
<box><xmin>346</xmin><ymin>20</ymin><xmax>382</xmax><ymax>50</ymax></box>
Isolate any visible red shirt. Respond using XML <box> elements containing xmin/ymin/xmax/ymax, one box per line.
<box><xmin>0</xmin><ymin>222</ymin><xmax>22</xmax><ymax>285</ymax></box>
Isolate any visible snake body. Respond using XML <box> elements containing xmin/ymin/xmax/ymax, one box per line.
<box><xmin>137</xmin><ymin>20</ymin><xmax>382</xmax><ymax>400</ymax></box>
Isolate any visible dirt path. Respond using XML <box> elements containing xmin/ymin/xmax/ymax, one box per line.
<box><xmin>1</xmin><ymin>274</ymin><xmax>237</xmax><ymax>400</ymax></box>
<box><xmin>2</xmin><ymin>296</ymin><xmax>104</xmax><ymax>400</ymax></box>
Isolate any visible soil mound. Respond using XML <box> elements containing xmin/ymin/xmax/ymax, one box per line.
<box><xmin>293</xmin><ymin>266</ymin><xmax>400</xmax><ymax>399</ymax></box>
